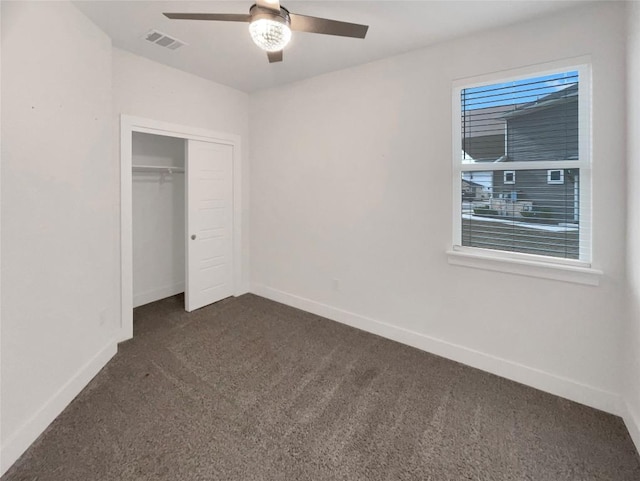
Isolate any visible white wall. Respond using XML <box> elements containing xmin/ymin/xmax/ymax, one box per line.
<box><xmin>132</xmin><ymin>133</ymin><xmax>185</xmax><ymax>307</ymax></box>
<box><xmin>250</xmin><ymin>2</ymin><xmax>627</xmax><ymax>414</ymax></box>
<box><xmin>0</xmin><ymin>10</ymin><xmax>251</xmax><ymax>475</ymax></box>
<box><xmin>1</xmin><ymin>1</ymin><xmax>118</xmax><ymax>474</ymax></box>
<box><xmin>113</xmin><ymin>48</ymin><xmax>251</xmax><ymax>293</ymax></box>
<box><xmin>625</xmin><ymin>0</ymin><xmax>640</xmax><ymax>452</ymax></box>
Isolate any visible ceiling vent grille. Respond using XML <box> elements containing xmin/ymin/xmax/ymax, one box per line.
<box><xmin>143</xmin><ymin>30</ymin><xmax>186</xmax><ymax>50</ymax></box>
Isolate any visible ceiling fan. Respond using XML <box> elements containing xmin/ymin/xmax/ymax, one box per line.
<box><xmin>163</xmin><ymin>0</ymin><xmax>369</xmax><ymax>63</ymax></box>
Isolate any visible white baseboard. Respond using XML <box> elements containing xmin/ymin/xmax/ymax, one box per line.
<box><xmin>0</xmin><ymin>340</ymin><xmax>118</xmax><ymax>477</ymax></box>
<box><xmin>251</xmin><ymin>284</ymin><xmax>622</xmax><ymax>416</ymax></box>
<box><xmin>235</xmin><ymin>282</ymin><xmax>251</xmax><ymax>297</ymax></box>
<box><xmin>623</xmin><ymin>400</ymin><xmax>640</xmax><ymax>455</ymax></box>
<box><xmin>133</xmin><ymin>282</ymin><xmax>184</xmax><ymax>308</ymax></box>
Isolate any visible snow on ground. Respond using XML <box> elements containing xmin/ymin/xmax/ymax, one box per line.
<box><xmin>461</xmin><ymin>214</ymin><xmax>579</xmax><ymax>232</ymax></box>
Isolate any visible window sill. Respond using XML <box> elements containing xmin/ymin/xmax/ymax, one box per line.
<box><xmin>446</xmin><ymin>249</ymin><xmax>602</xmax><ymax>286</ymax></box>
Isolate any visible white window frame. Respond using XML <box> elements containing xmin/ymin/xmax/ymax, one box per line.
<box><xmin>547</xmin><ymin>169</ymin><xmax>564</xmax><ymax>184</ymax></box>
<box><xmin>449</xmin><ymin>58</ymin><xmax>602</xmax><ymax>286</ymax></box>
<box><xmin>503</xmin><ymin>171</ymin><xmax>516</xmax><ymax>185</ymax></box>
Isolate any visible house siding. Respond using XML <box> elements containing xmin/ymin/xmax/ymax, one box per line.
<box><xmin>492</xmin><ymin>169</ymin><xmax>579</xmax><ymax>222</ymax></box>
<box><xmin>462</xmin><ymin>105</ymin><xmax>510</xmax><ymax>161</ymax></box>
<box><xmin>507</xmin><ymin>100</ymin><xmax>578</xmax><ymax>162</ymax></box>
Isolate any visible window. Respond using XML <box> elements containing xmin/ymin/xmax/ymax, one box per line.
<box><xmin>503</xmin><ymin>171</ymin><xmax>515</xmax><ymax>184</ymax></box>
<box><xmin>547</xmin><ymin>169</ymin><xmax>564</xmax><ymax>184</ymax></box>
<box><xmin>452</xmin><ymin>62</ymin><xmax>591</xmax><ymax>269</ymax></box>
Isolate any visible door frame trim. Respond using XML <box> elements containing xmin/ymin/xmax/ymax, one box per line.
<box><xmin>119</xmin><ymin>115</ymin><xmax>243</xmax><ymax>342</ymax></box>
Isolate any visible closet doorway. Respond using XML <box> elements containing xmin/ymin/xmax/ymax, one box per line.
<box><xmin>120</xmin><ymin>116</ymin><xmax>242</xmax><ymax>342</ymax></box>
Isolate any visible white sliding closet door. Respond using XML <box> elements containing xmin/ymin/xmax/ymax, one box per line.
<box><xmin>185</xmin><ymin>140</ymin><xmax>234</xmax><ymax>312</ymax></box>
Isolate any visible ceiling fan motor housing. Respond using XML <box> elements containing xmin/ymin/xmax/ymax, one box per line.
<box><xmin>249</xmin><ymin>4</ymin><xmax>291</xmax><ymax>27</ymax></box>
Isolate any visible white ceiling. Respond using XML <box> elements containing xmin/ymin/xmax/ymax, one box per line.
<box><xmin>74</xmin><ymin>0</ymin><xmax>590</xmax><ymax>92</ymax></box>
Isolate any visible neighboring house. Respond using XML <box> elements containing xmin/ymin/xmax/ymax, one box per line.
<box><xmin>462</xmin><ymin>84</ymin><xmax>579</xmax><ymax>223</ymax></box>
<box><xmin>492</xmin><ymin>83</ymin><xmax>579</xmax><ymax>223</ymax></box>
<box><xmin>504</xmin><ymin>83</ymin><xmax>578</xmax><ymax>162</ymax></box>
<box><xmin>460</xmin><ymin>106</ymin><xmax>511</xmax><ymax>198</ymax></box>
<box><xmin>461</xmin><ymin>105</ymin><xmax>510</xmax><ymax>161</ymax></box>
<box><xmin>461</xmin><ymin>178</ymin><xmax>487</xmax><ymax>200</ymax></box>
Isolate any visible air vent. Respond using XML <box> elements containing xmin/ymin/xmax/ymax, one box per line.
<box><xmin>143</xmin><ymin>30</ymin><xmax>186</xmax><ymax>50</ymax></box>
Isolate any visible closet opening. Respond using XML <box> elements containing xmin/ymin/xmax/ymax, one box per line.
<box><xmin>132</xmin><ymin>132</ymin><xmax>186</xmax><ymax>309</ymax></box>
<box><xmin>120</xmin><ymin>116</ymin><xmax>242</xmax><ymax>342</ymax></box>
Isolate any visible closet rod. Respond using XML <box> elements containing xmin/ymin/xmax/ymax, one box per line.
<box><xmin>132</xmin><ymin>165</ymin><xmax>185</xmax><ymax>174</ymax></box>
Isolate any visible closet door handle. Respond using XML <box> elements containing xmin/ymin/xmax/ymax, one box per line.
<box><xmin>191</xmin><ymin>234</ymin><xmax>196</xmax><ymax>240</ymax></box>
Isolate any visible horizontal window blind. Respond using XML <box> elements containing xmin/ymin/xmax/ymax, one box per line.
<box><xmin>461</xmin><ymin>71</ymin><xmax>578</xmax><ymax>163</ymax></box>
<box><xmin>461</xmin><ymin>169</ymin><xmax>586</xmax><ymax>259</ymax></box>
<box><xmin>457</xmin><ymin>69</ymin><xmax>589</xmax><ymax>262</ymax></box>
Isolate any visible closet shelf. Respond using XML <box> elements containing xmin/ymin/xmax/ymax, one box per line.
<box><xmin>132</xmin><ymin>165</ymin><xmax>185</xmax><ymax>174</ymax></box>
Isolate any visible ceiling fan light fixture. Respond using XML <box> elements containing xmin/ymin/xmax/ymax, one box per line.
<box><xmin>164</xmin><ymin>2</ymin><xmax>369</xmax><ymax>64</ymax></box>
<box><xmin>249</xmin><ymin>17</ymin><xmax>291</xmax><ymax>52</ymax></box>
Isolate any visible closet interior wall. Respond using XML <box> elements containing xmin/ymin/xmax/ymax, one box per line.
<box><xmin>132</xmin><ymin>132</ymin><xmax>186</xmax><ymax>307</ymax></box>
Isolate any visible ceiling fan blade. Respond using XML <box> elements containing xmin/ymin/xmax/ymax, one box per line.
<box><xmin>255</xmin><ymin>0</ymin><xmax>281</xmax><ymax>14</ymax></box>
<box><xmin>267</xmin><ymin>50</ymin><xmax>283</xmax><ymax>63</ymax></box>
<box><xmin>163</xmin><ymin>13</ymin><xmax>251</xmax><ymax>23</ymax></box>
<box><xmin>289</xmin><ymin>13</ymin><xmax>368</xmax><ymax>39</ymax></box>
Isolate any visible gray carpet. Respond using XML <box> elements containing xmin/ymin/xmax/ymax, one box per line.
<box><xmin>3</xmin><ymin>294</ymin><xmax>639</xmax><ymax>480</ymax></box>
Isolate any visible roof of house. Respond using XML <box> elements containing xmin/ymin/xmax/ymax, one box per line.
<box><xmin>503</xmin><ymin>83</ymin><xmax>578</xmax><ymax>119</ymax></box>
<box><xmin>462</xmin><ymin>178</ymin><xmax>485</xmax><ymax>188</ymax></box>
